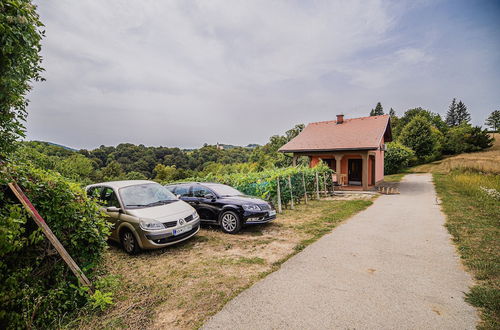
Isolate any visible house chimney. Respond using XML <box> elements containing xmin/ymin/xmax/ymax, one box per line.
<box><xmin>336</xmin><ymin>114</ymin><xmax>344</xmax><ymax>124</ymax></box>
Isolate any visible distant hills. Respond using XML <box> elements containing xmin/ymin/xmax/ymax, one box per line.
<box><xmin>35</xmin><ymin>141</ymin><xmax>260</xmax><ymax>152</ymax></box>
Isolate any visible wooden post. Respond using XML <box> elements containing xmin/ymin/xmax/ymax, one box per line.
<box><xmin>315</xmin><ymin>171</ymin><xmax>320</xmax><ymax>199</ymax></box>
<box><xmin>276</xmin><ymin>177</ymin><xmax>283</xmax><ymax>213</ymax></box>
<box><xmin>302</xmin><ymin>172</ymin><xmax>308</xmax><ymax>204</ymax></box>
<box><xmin>323</xmin><ymin>174</ymin><xmax>328</xmax><ymax>197</ymax></box>
<box><xmin>288</xmin><ymin>176</ymin><xmax>294</xmax><ymax>210</ymax></box>
<box><xmin>8</xmin><ymin>182</ymin><xmax>94</xmax><ymax>292</ymax></box>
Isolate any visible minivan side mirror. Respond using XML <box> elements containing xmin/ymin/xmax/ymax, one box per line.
<box><xmin>106</xmin><ymin>206</ymin><xmax>121</xmax><ymax>213</ymax></box>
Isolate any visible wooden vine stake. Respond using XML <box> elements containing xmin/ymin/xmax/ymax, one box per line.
<box><xmin>8</xmin><ymin>182</ymin><xmax>94</xmax><ymax>293</ymax></box>
<box><xmin>276</xmin><ymin>177</ymin><xmax>283</xmax><ymax>213</ymax></box>
<box><xmin>302</xmin><ymin>172</ymin><xmax>308</xmax><ymax>204</ymax></box>
<box><xmin>323</xmin><ymin>174</ymin><xmax>328</xmax><ymax>197</ymax></box>
<box><xmin>315</xmin><ymin>171</ymin><xmax>320</xmax><ymax>199</ymax></box>
<box><xmin>288</xmin><ymin>176</ymin><xmax>294</xmax><ymax>210</ymax></box>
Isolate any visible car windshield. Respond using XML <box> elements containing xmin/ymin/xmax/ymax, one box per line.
<box><xmin>206</xmin><ymin>184</ymin><xmax>243</xmax><ymax>197</ymax></box>
<box><xmin>120</xmin><ymin>183</ymin><xmax>177</xmax><ymax>208</ymax></box>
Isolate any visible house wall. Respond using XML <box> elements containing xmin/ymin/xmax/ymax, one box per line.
<box><xmin>374</xmin><ymin>136</ymin><xmax>385</xmax><ymax>183</ymax></box>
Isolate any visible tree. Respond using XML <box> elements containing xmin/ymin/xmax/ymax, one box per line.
<box><xmin>0</xmin><ymin>1</ymin><xmax>44</xmax><ymax>158</ymax></box>
<box><xmin>393</xmin><ymin>107</ymin><xmax>447</xmax><ymax>138</ymax></box>
<box><xmin>485</xmin><ymin>110</ymin><xmax>500</xmax><ymax>132</ymax></box>
<box><xmin>455</xmin><ymin>100</ymin><xmax>470</xmax><ymax>125</ymax></box>
<box><xmin>399</xmin><ymin>115</ymin><xmax>437</xmax><ymax>160</ymax></box>
<box><xmin>370</xmin><ymin>102</ymin><xmax>384</xmax><ymax>116</ymax></box>
<box><xmin>445</xmin><ymin>98</ymin><xmax>458</xmax><ymax>126</ymax></box>
<box><xmin>389</xmin><ymin>108</ymin><xmax>396</xmax><ymax>117</ymax></box>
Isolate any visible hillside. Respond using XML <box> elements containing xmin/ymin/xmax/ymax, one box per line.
<box><xmin>413</xmin><ymin>133</ymin><xmax>499</xmax><ymax>174</ymax></box>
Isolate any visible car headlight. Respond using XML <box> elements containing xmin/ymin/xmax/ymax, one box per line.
<box><xmin>140</xmin><ymin>219</ymin><xmax>164</xmax><ymax>231</ymax></box>
<box><xmin>242</xmin><ymin>204</ymin><xmax>261</xmax><ymax>211</ymax></box>
<box><xmin>192</xmin><ymin>211</ymin><xmax>200</xmax><ymax>219</ymax></box>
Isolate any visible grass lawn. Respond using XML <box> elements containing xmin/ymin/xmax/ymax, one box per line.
<box><xmin>434</xmin><ymin>171</ymin><xmax>500</xmax><ymax>329</ymax></box>
<box><xmin>68</xmin><ymin>197</ymin><xmax>373</xmax><ymax>329</ymax></box>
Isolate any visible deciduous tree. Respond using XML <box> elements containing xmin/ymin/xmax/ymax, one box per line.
<box><xmin>0</xmin><ymin>1</ymin><xmax>44</xmax><ymax>158</ymax></box>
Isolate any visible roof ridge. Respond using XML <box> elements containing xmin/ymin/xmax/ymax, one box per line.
<box><xmin>310</xmin><ymin>114</ymin><xmax>389</xmax><ymax>125</ymax></box>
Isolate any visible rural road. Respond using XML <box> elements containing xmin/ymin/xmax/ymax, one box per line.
<box><xmin>203</xmin><ymin>174</ymin><xmax>478</xmax><ymax>330</ymax></box>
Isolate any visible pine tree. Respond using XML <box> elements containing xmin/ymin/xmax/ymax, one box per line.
<box><xmin>389</xmin><ymin>108</ymin><xmax>396</xmax><ymax>117</ymax></box>
<box><xmin>370</xmin><ymin>102</ymin><xmax>384</xmax><ymax>116</ymax></box>
<box><xmin>485</xmin><ymin>110</ymin><xmax>500</xmax><ymax>132</ymax></box>
<box><xmin>445</xmin><ymin>98</ymin><xmax>458</xmax><ymax>126</ymax></box>
<box><xmin>455</xmin><ymin>101</ymin><xmax>470</xmax><ymax>125</ymax></box>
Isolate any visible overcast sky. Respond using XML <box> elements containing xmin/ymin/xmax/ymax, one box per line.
<box><xmin>26</xmin><ymin>0</ymin><xmax>500</xmax><ymax>150</ymax></box>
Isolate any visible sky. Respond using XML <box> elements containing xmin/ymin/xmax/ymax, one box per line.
<box><xmin>26</xmin><ymin>0</ymin><xmax>500</xmax><ymax>150</ymax></box>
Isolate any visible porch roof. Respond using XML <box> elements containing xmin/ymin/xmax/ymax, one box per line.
<box><xmin>279</xmin><ymin>115</ymin><xmax>392</xmax><ymax>153</ymax></box>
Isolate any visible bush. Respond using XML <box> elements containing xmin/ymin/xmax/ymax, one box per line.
<box><xmin>384</xmin><ymin>142</ymin><xmax>415</xmax><ymax>174</ymax></box>
<box><xmin>0</xmin><ymin>162</ymin><xmax>111</xmax><ymax>329</ymax></box>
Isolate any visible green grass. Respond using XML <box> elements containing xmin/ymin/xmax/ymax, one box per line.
<box><xmin>384</xmin><ymin>172</ymin><xmax>408</xmax><ymax>182</ymax></box>
<box><xmin>433</xmin><ymin>171</ymin><xmax>500</xmax><ymax>329</ymax></box>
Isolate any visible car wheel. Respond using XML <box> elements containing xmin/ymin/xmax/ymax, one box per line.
<box><xmin>220</xmin><ymin>211</ymin><xmax>242</xmax><ymax>234</ymax></box>
<box><xmin>120</xmin><ymin>229</ymin><xmax>141</xmax><ymax>254</ymax></box>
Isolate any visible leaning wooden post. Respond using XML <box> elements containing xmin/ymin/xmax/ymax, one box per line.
<box><xmin>276</xmin><ymin>177</ymin><xmax>283</xmax><ymax>213</ymax></box>
<box><xmin>302</xmin><ymin>172</ymin><xmax>308</xmax><ymax>204</ymax></box>
<box><xmin>315</xmin><ymin>171</ymin><xmax>320</xmax><ymax>199</ymax></box>
<box><xmin>8</xmin><ymin>182</ymin><xmax>94</xmax><ymax>293</ymax></box>
<box><xmin>288</xmin><ymin>176</ymin><xmax>294</xmax><ymax>210</ymax></box>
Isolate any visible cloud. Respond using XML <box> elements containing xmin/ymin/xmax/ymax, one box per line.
<box><xmin>26</xmin><ymin>0</ymin><xmax>500</xmax><ymax>149</ymax></box>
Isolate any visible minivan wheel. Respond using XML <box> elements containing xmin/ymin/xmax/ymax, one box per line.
<box><xmin>220</xmin><ymin>211</ymin><xmax>242</xmax><ymax>234</ymax></box>
<box><xmin>120</xmin><ymin>229</ymin><xmax>140</xmax><ymax>254</ymax></box>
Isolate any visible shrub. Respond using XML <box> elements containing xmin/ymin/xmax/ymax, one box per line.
<box><xmin>0</xmin><ymin>162</ymin><xmax>111</xmax><ymax>329</ymax></box>
<box><xmin>384</xmin><ymin>142</ymin><xmax>415</xmax><ymax>174</ymax></box>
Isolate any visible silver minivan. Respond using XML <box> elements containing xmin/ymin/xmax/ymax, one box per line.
<box><xmin>86</xmin><ymin>180</ymin><xmax>200</xmax><ymax>254</ymax></box>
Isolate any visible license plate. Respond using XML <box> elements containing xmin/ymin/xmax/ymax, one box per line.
<box><xmin>268</xmin><ymin>210</ymin><xmax>276</xmax><ymax>216</ymax></box>
<box><xmin>173</xmin><ymin>225</ymin><xmax>192</xmax><ymax>236</ymax></box>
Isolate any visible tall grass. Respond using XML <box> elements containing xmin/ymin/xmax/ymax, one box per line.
<box><xmin>434</xmin><ymin>170</ymin><xmax>500</xmax><ymax>329</ymax></box>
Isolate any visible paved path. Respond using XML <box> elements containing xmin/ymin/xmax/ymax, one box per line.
<box><xmin>203</xmin><ymin>174</ymin><xmax>478</xmax><ymax>330</ymax></box>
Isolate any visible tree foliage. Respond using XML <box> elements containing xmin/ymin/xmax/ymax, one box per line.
<box><xmin>485</xmin><ymin>110</ymin><xmax>500</xmax><ymax>132</ymax></box>
<box><xmin>370</xmin><ymin>102</ymin><xmax>384</xmax><ymax>116</ymax></box>
<box><xmin>0</xmin><ymin>162</ymin><xmax>111</xmax><ymax>328</ymax></box>
<box><xmin>455</xmin><ymin>100</ymin><xmax>470</xmax><ymax>125</ymax></box>
<box><xmin>0</xmin><ymin>1</ymin><xmax>44</xmax><ymax>158</ymax></box>
<box><xmin>384</xmin><ymin>142</ymin><xmax>415</xmax><ymax>174</ymax></box>
<box><xmin>399</xmin><ymin>115</ymin><xmax>439</xmax><ymax>161</ymax></box>
<box><xmin>445</xmin><ymin>98</ymin><xmax>458</xmax><ymax>126</ymax></box>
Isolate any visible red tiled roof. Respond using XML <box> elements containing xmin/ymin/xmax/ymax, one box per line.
<box><xmin>279</xmin><ymin>115</ymin><xmax>391</xmax><ymax>153</ymax></box>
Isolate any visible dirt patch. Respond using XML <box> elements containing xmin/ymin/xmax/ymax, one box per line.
<box><xmin>76</xmin><ymin>197</ymin><xmax>372</xmax><ymax>329</ymax></box>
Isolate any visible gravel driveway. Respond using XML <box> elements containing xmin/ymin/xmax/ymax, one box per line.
<box><xmin>203</xmin><ymin>174</ymin><xmax>478</xmax><ymax>329</ymax></box>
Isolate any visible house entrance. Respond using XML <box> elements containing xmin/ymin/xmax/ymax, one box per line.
<box><xmin>348</xmin><ymin>159</ymin><xmax>362</xmax><ymax>186</ymax></box>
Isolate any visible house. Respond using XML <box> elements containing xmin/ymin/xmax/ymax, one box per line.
<box><xmin>278</xmin><ymin>114</ymin><xmax>392</xmax><ymax>190</ymax></box>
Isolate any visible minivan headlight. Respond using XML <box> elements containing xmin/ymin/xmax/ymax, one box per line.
<box><xmin>242</xmin><ymin>204</ymin><xmax>261</xmax><ymax>211</ymax></box>
<box><xmin>140</xmin><ymin>219</ymin><xmax>164</xmax><ymax>231</ymax></box>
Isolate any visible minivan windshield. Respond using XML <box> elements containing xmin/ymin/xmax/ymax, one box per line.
<box><xmin>120</xmin><ymin>183</ymin><xmax>177</xmax><ymax>208</ymax></box>
<box><xmin>206</xmin><ymin>184</ymin><xmax>243</xmax><ymax>197</ymax></box>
